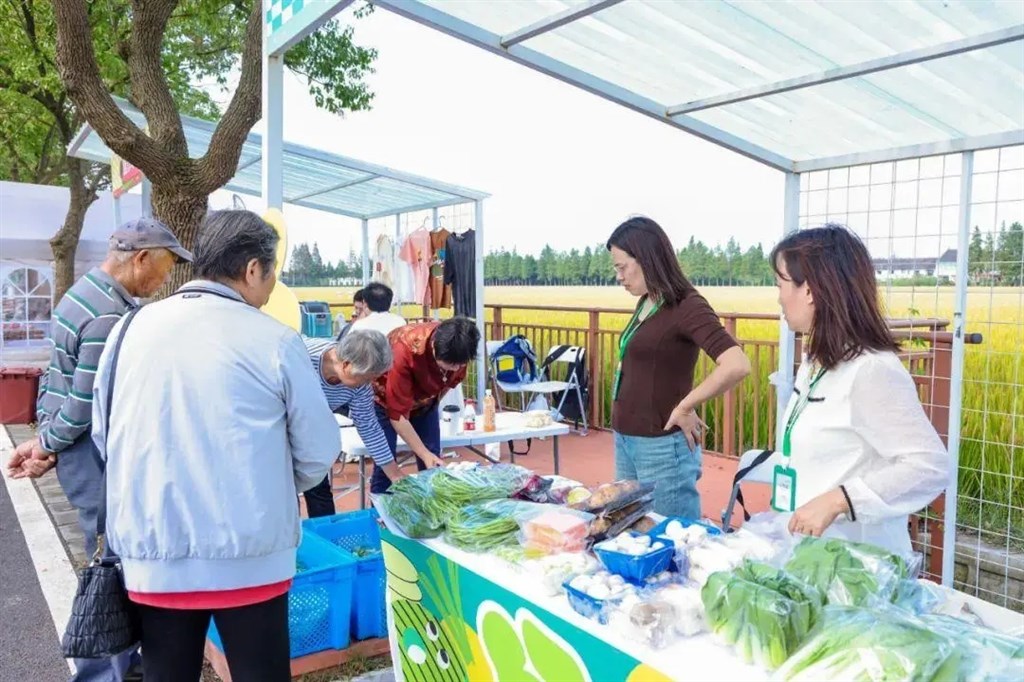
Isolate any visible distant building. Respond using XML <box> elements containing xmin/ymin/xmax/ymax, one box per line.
<box><xmin>873</xmin><ymin>249</ymin><xmax>958</xmax><ymax>282</ymax></box>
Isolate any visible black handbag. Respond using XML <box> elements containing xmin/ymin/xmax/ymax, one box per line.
<box><xmin>61</xmin><ymin>307</ymin><xmax>142</xmax><ymax>658</ymax></box>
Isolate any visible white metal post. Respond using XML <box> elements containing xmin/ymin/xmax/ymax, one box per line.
<box><xmin>474</xmin><ymin>200</ymin><xmax>486</xmax><ymax>401</ymax></box>
<box><xmin>774</xmin><ymin>171</ymin><xmax>801</xmax><ymax>452</ymax></box>
<box><xmin>361</xmin><ymin>219</ymin><xmax>370</xmax><ymax>285</ymax></box>
<box><xmin>943</xmin><ymin>151</ymin><xmax>973</xmax><ymax>586</ymax></box>
<box><xmin>140</xmin><ymin>179</ymin><xmax>152</xmax><ymax>218</ymax></box>
<box><xmin>262</xmin><ymin>51</ymin><xmax>284</xmax><ymax>210</ymax></box>
<box><xmin>112</xmin><ymin>195</ymin><xmax>122</xmax><ymax>228</ymax></box>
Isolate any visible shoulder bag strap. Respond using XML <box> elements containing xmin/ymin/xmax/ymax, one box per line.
<box><xmin>94</xmin><ymin>306</ymin><xmax>142</xmax><ymax>549</ymax></box>
<box><xmin>731</xmin><ymin>448</ymin><xmax>774</xmax><ymax>523</ymax></box>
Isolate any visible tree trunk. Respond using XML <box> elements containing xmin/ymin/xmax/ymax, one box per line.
<box><xmin>151</xmin><ymin>180</ymin><xmax>208</xmax><ymax>295</ymax></box>
<box><xmin>50</xmin><ymin>159</ymin><xmax>98</xmax><ymax>303</ymax></box>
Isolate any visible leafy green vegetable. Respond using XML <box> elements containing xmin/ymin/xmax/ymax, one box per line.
<box><xmin>377</xmin><ymin>490</ymin><xmax>444</xmax><ymax>539</ymax></box>
<box><xmin>701</xmin><ymin>561</ymin><xmax>824</xmax><ymax>670</ymax></box>
<box><xmin>778</xmin><ymin>606</ymin><xmax>961</xmax><ymax>682</ymax></box>
<box><xmin>444</xmin><ymin>499</ymin><xmax>532</xmax><ymax>552</ymax></box>
<box><xmin>784</xmin><ymin>537</ymin><xmax>908</xmax><ymax>606</ymax></box>
<box><xmin>919</xmin><ymin>613</ymin><xmax>1024</xmax><ymax>681</ymax></box>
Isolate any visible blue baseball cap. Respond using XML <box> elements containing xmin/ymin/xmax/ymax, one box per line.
<box><xmin>110</xmin><ymin>218</ymin><xmax>193</xmax><ymax>263</ymax></box>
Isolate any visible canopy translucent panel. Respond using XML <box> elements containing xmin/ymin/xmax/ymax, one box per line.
<box><xmin>68</xmin><ymin>99</ymin><xmax>487</xmax><ymax>220</ymax></box>
<box><xmin>417</xmin><ymin>0</ymin><xmax>1024</xmax><ymax>164</ymax></box>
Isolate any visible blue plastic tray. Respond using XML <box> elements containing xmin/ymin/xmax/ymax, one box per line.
<box><xmin>208</xmin><ymin>532</ymin><xmax>356</xmax><ymax>658</ymax></box>
<box><xmin>562</xmin><ymin>577</ymin><xmax>625</xmax><ymax>624</ymax></box>
<box><xmin>593</xmin><ymin>532</ymin><xmax>674</xmax><ymax>584</ymax></box>
<box><xmin>304</xmin><ymin>510</ymin><xmax>386</xmax><ymax>641</ymax></box>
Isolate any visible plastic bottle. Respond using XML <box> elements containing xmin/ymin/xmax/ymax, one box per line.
<box><xmin>462</xmin><ymin>399</ymin><xmax>477</xmax><ymax>432</ymax></box>
<box><xmin>483</xmin><ymin>389</ymin><xmax>497</xmax><ymax>432</ymax></box>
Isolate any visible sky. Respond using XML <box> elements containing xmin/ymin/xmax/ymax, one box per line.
<box><xmin>210</xmin><ymin>6</ymin><xmax>785</xmax><ymax>265</ymax></box>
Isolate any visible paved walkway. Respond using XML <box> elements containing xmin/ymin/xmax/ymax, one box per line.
<box><xmin>1</xmin><ymin>426</ymin><xmax>75</xmax><ymax>682</ymax></box>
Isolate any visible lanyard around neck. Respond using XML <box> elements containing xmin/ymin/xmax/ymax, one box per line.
<box><xmin>781</xmin><ymin>365</ymin><xmax>827</xmax><ymax>464</ymax></box>
<box><xmin>618</xmin><ymin>297</ymin><xmax>661</xmax><ymax>360</ymax></box>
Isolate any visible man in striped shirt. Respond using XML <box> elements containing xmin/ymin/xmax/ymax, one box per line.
<box><xmin>304</xmin><ymin>329</ymin><xmax>403</xmax><ymax>517</ymax></box>
<box><xmin>6</xmin><ymin>218</ymin><xmax>189</xmax><ymax>559</ymax></box>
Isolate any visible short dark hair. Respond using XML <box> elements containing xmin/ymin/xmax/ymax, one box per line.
<box><xmin>606</xmin><ymin>216</ymin><xmax>693</xmax><ymax>305</ymax></box>
<box><xmin>194</xmin><ymin>210</ymin><xmax>278</xmax><ymax>282</ymax></box>
<box><xmin>363</xmin><ymin>282</ymin><xmax>394</xmax><ymax>312</ymax></box>
<box><xmin>433</xmin><ymin>317</ymin><xmax>480</xmax><ymax>365</ymax></box>
<box><xmin>353</xmin><ymin>289</ymin><xmax>365</xmax><ymax>303</ymax></box>
<box><xmin>770</xmin><ymin>223</ymin><xmax>899</xmax><ymax>370</ymax></box>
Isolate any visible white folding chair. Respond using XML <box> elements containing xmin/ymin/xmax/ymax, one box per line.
<box><xmin>720</xmin><ymin>448</ymin><xmax>781</xmax><ymax>530</ymax></box>
<box><xmin>533</xmin><ymin>345</ymin><xmax>589</xmax><ymax>435</ymax></box>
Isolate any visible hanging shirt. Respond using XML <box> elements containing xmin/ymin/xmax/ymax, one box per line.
<box><xmin>429</xmin><ymin>228</ymin><xmax>452</xmax><ymax>309</ymax></box>
<box><xmin>444</xmin><ymin>230</ymin><xmax>476</xmax><ymax>317</ymax></box>
<box><xmin>783</xmin><ymin>350</ymin><xmax>949</xmax><ymax>555</ymax></box>
<box><xmin>374</xmin><ymin>234</ymin><xmax>396</xmax><ymax>289</ymax></box>
<box><xmin>399</xmin><ymin>228</ymin><xmax>432</xmax><ymax>307</ymax></box>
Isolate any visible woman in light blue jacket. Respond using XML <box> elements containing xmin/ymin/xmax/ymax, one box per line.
<box><xmin>94</xmin><ymin>211</ymin><xmax>340</xmax><ymax>681</ymax></box>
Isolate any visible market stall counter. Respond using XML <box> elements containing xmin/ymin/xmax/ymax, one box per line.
<box><xmin>372</xmin><ymin>464</ymin><xmax>1024</xmax><ymax>682</ymax></box>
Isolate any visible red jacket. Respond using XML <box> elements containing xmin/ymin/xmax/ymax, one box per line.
<box><xmin>374</xmin><ymin>322</ymin><xmax>466</xmax><ymax>420</ymax></box>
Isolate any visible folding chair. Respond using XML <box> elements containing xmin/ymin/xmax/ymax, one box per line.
<box><xmin>486</xmin><ymin>339</ymin><xmax>535</xmax><ymax>411</ymax></box>
<box><xmin>533</xmin><ymin>345</ymin><xmax>589</xmax><ymax>435</ymax></box>
<box><xmin>721</xmin><ymin>448</ymin><xmax>781</xmax><ymax>531</ymax></box>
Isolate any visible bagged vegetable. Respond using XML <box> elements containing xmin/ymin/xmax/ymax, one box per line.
<box><xmin>919</xmin><ymin>613</ymin><xmax>1024</xmax><ymax>682</ymax></box>
<box><xmin>570</xmin><ymin>480</ymin><xmax>655</xmax><ymax>514</ymax></box>
<box><xmin>374</xmin><ymin>490</ymin><xmax>444</xmax><ymax>539</ymax></box>
<box><xmin>520</xmin><ymin>508</ymin><xmax>592</xmax><ymax>555</ymax></box>
<box><xmin>445</xmin><ymin>499</ymin><xmax>548</xmax><ymax>552</ymax></box>
<box><xmin>784</xmin><ymin>536</ymin><xmax>908</xmax><ymax>606</ymax></box>
<box><xmin>588</xmin><ymin>494</ymin><xmax>655</xmax><ymax>542</ymax></box>
<box><xmin>430</xmin><ymin>463</ymin><xmax>533</xmax><ymax>507</ymax></box>
<box><xmin>701</xmin><ymin>561</ymin><xmax>824</xmax><ymax>670</ymax></box>
<box><xmin>521</xmin><ymin>552</ymin><xmax>600</xmax><ymax>597</ymax></box>
<box><xmin>891</xmin><ymin>578</ymin><xmax>946</xmax><ymax>615</ymax></box>
<box><xmin>777</xmin><ymin>605</ymin><xmax>963</xmax><ymax>682</ymax></box>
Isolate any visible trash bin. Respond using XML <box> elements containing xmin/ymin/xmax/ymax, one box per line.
<box><xmin>0</xmin><ymin>367</ymin><xmax>43</xmax><ymax>424</ymax></box>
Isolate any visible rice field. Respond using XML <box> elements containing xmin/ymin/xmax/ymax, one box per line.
<box><xmin>293</xmin><ymin>284</ymin><xmax>1023</xmax><ymax>545</ymax></box>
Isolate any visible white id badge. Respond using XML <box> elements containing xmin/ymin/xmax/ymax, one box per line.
<box><xmin>771</xmin><ymin>464</ymin><xmax>797</xmax><ymax>513</ymax></box>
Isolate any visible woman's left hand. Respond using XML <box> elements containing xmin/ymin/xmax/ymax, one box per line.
<box><xmin>788</xmin><ymin>488</ymin><xmax>850</xmax><ymax>537</ymax></box>
<box><xmin>664</xmin><ymin>405</ymin><xmax>706</xmax><ymax>450</ymax></box>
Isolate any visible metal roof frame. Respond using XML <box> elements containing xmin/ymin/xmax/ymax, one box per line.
<box><xmin>66</xmin><ymin>97</ymin><xmax>488</xmax><ymax>221</ymax></box>
<box><xmin>365</xmin><ymin>0</ymin><xmax>1024</xmax><ymax>173</ymax></box>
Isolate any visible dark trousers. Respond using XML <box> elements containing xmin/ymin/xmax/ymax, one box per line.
<box><xmin>370</xmin><ymin>404</ymin><xmax>438</xmax><ymax>494</ymax></box>
<box><xmin>137</xmin><ymin>593</ymin><xmax>290</xmax><ymax>682</ymax></box>
<box><xmin>303</xmin><ymin>475</ymin><xmax>336</xmax><ymax>518</ymax></box>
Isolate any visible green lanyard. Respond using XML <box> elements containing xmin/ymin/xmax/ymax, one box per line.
<box><xmin>613</xmin><ymin>298</ymin><xmax>661</xmax><ymax>399</ymax></box>
<box><xmin>781</xmin><ymin>365</ymin><xmax>827</xmax><ymax>465</ymax></box>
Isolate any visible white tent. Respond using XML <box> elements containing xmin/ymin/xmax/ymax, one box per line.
<box><xmin>0</xmin><ymin>181</ymin><xmax>142</xmax><ymax>364</ymax></box>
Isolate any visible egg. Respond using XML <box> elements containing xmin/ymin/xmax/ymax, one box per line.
<box><xmin>665</xmin><ymin>520</ymin><xmax>685</xmax><ymax>540</ymax></box>
<box><xmin>588</xmin><ymin>584</ymin><xmax>611</xmax><ymax>600</ymax></box>
<box><xmin>652</xmin><ymin>541</ymin><xmax>665</xmax><ymax>551</ymax></box>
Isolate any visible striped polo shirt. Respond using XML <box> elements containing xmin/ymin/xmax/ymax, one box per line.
<box><xmin>304</xmin><ymin>338</ymin><xmax>395</xmax><ymax>467</ymax></box>
<box><xmin>36</xmin><ymin>268</ymin><xmax>136</xmax><ymax>452</ymax></box>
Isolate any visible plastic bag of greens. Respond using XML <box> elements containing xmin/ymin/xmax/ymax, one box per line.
<box><xmin>444</xmin><ymin>499</ymin><xmax>549</xmax><ymax>552</ymax></box>
<box><xmin>430</xmin><ymin>463</ymin><xmax>533</xmax><ymax>508</ymax></box>
<box><xmin>777</xmin><ymin>605</ymin><xmax>962</xmax><ymax>682</ymax></box>
<box><xmin>784</xmin><ymin>536</ymin><xmax>907</xmax><ymax>606</ymax></box>
<box><xmin>919</xmin><ymin>613</ymin><xmax>1024</xmax><ymax>682</ymax></box>
<box><xmin>891</xmin><ymin>578</ymin><xmax>946</xmax><ymax>615</ymax></box>
<box><xmin>373</xmin><ymin>490</ymin><xmax>444</xmax><ymax>539</ymax></box>
<box><xmin>700</xmin><ymin>560</ymin><xmax>824</xmax><ymax>670</ymax></box>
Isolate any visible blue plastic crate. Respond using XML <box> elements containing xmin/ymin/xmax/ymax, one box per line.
<box><xmin>593</xmin><ymin>532</ymin><xmax>674</xmax><ymax>584</ymax></box>
<box><xmin>304</xmin><ymin>510</ymin><xmax>386</xmax><ymax>640</ymax></box>
<box><xmin>647</xmin><ymin>517</ymin><xmax>723</xmax><ymax>540</ymax></box>
<box><xmin>302</xmin><ymin>312</ymin><xmax>332</xmax><ymax>338</ymax></box>
<box><xmin>208</xmin><ymin>532</ymin><xmax>356</xmax><ymax>658</ymax></box>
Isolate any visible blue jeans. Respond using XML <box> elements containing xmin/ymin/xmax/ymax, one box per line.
<box><xmin>370</xmin><ymin>404</ymin><xmax>439</xmax><ymax>494</ymax></box>
<box><xmin>614</xmin><ymin>431</ymin><xmax>702</xmax><ymax>519</ymax></box>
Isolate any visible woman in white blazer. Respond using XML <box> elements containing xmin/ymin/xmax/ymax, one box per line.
<box><xmin>770</xmin><ymin>224</ymin><xmax>949</xmax><ymax>555</ymax></box>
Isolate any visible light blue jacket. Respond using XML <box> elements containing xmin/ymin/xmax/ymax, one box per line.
<box><xmin>92</xmin><ymin>281</ymin><xmax>340</xmax><ymax>593</ymax></box>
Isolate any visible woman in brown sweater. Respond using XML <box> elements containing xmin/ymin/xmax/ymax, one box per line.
<box><xmin>608</xmin><ymin>217</ymin><xmax>751</xmax><ymax>519</ymax></box>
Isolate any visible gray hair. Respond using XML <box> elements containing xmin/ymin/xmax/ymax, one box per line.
<box><xmin>107</xmin><ymin>246</ymin><xmax>170</xmax><ymax>264</ymax></box>
<box><xmin>335</xmin><ymin>330</ymin><xmax>392</xmax><ymax>377</ymax></box>
<box><xmin>194</xmin><ymin>210</ymin><xmax>278</xmax><ymax>281</ymax></box>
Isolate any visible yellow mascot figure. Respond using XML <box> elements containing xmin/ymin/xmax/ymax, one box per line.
<box><xmin>259</xmin><ymin>208</ymin><xmax>302</xmax><ymax>332</ymax></box>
